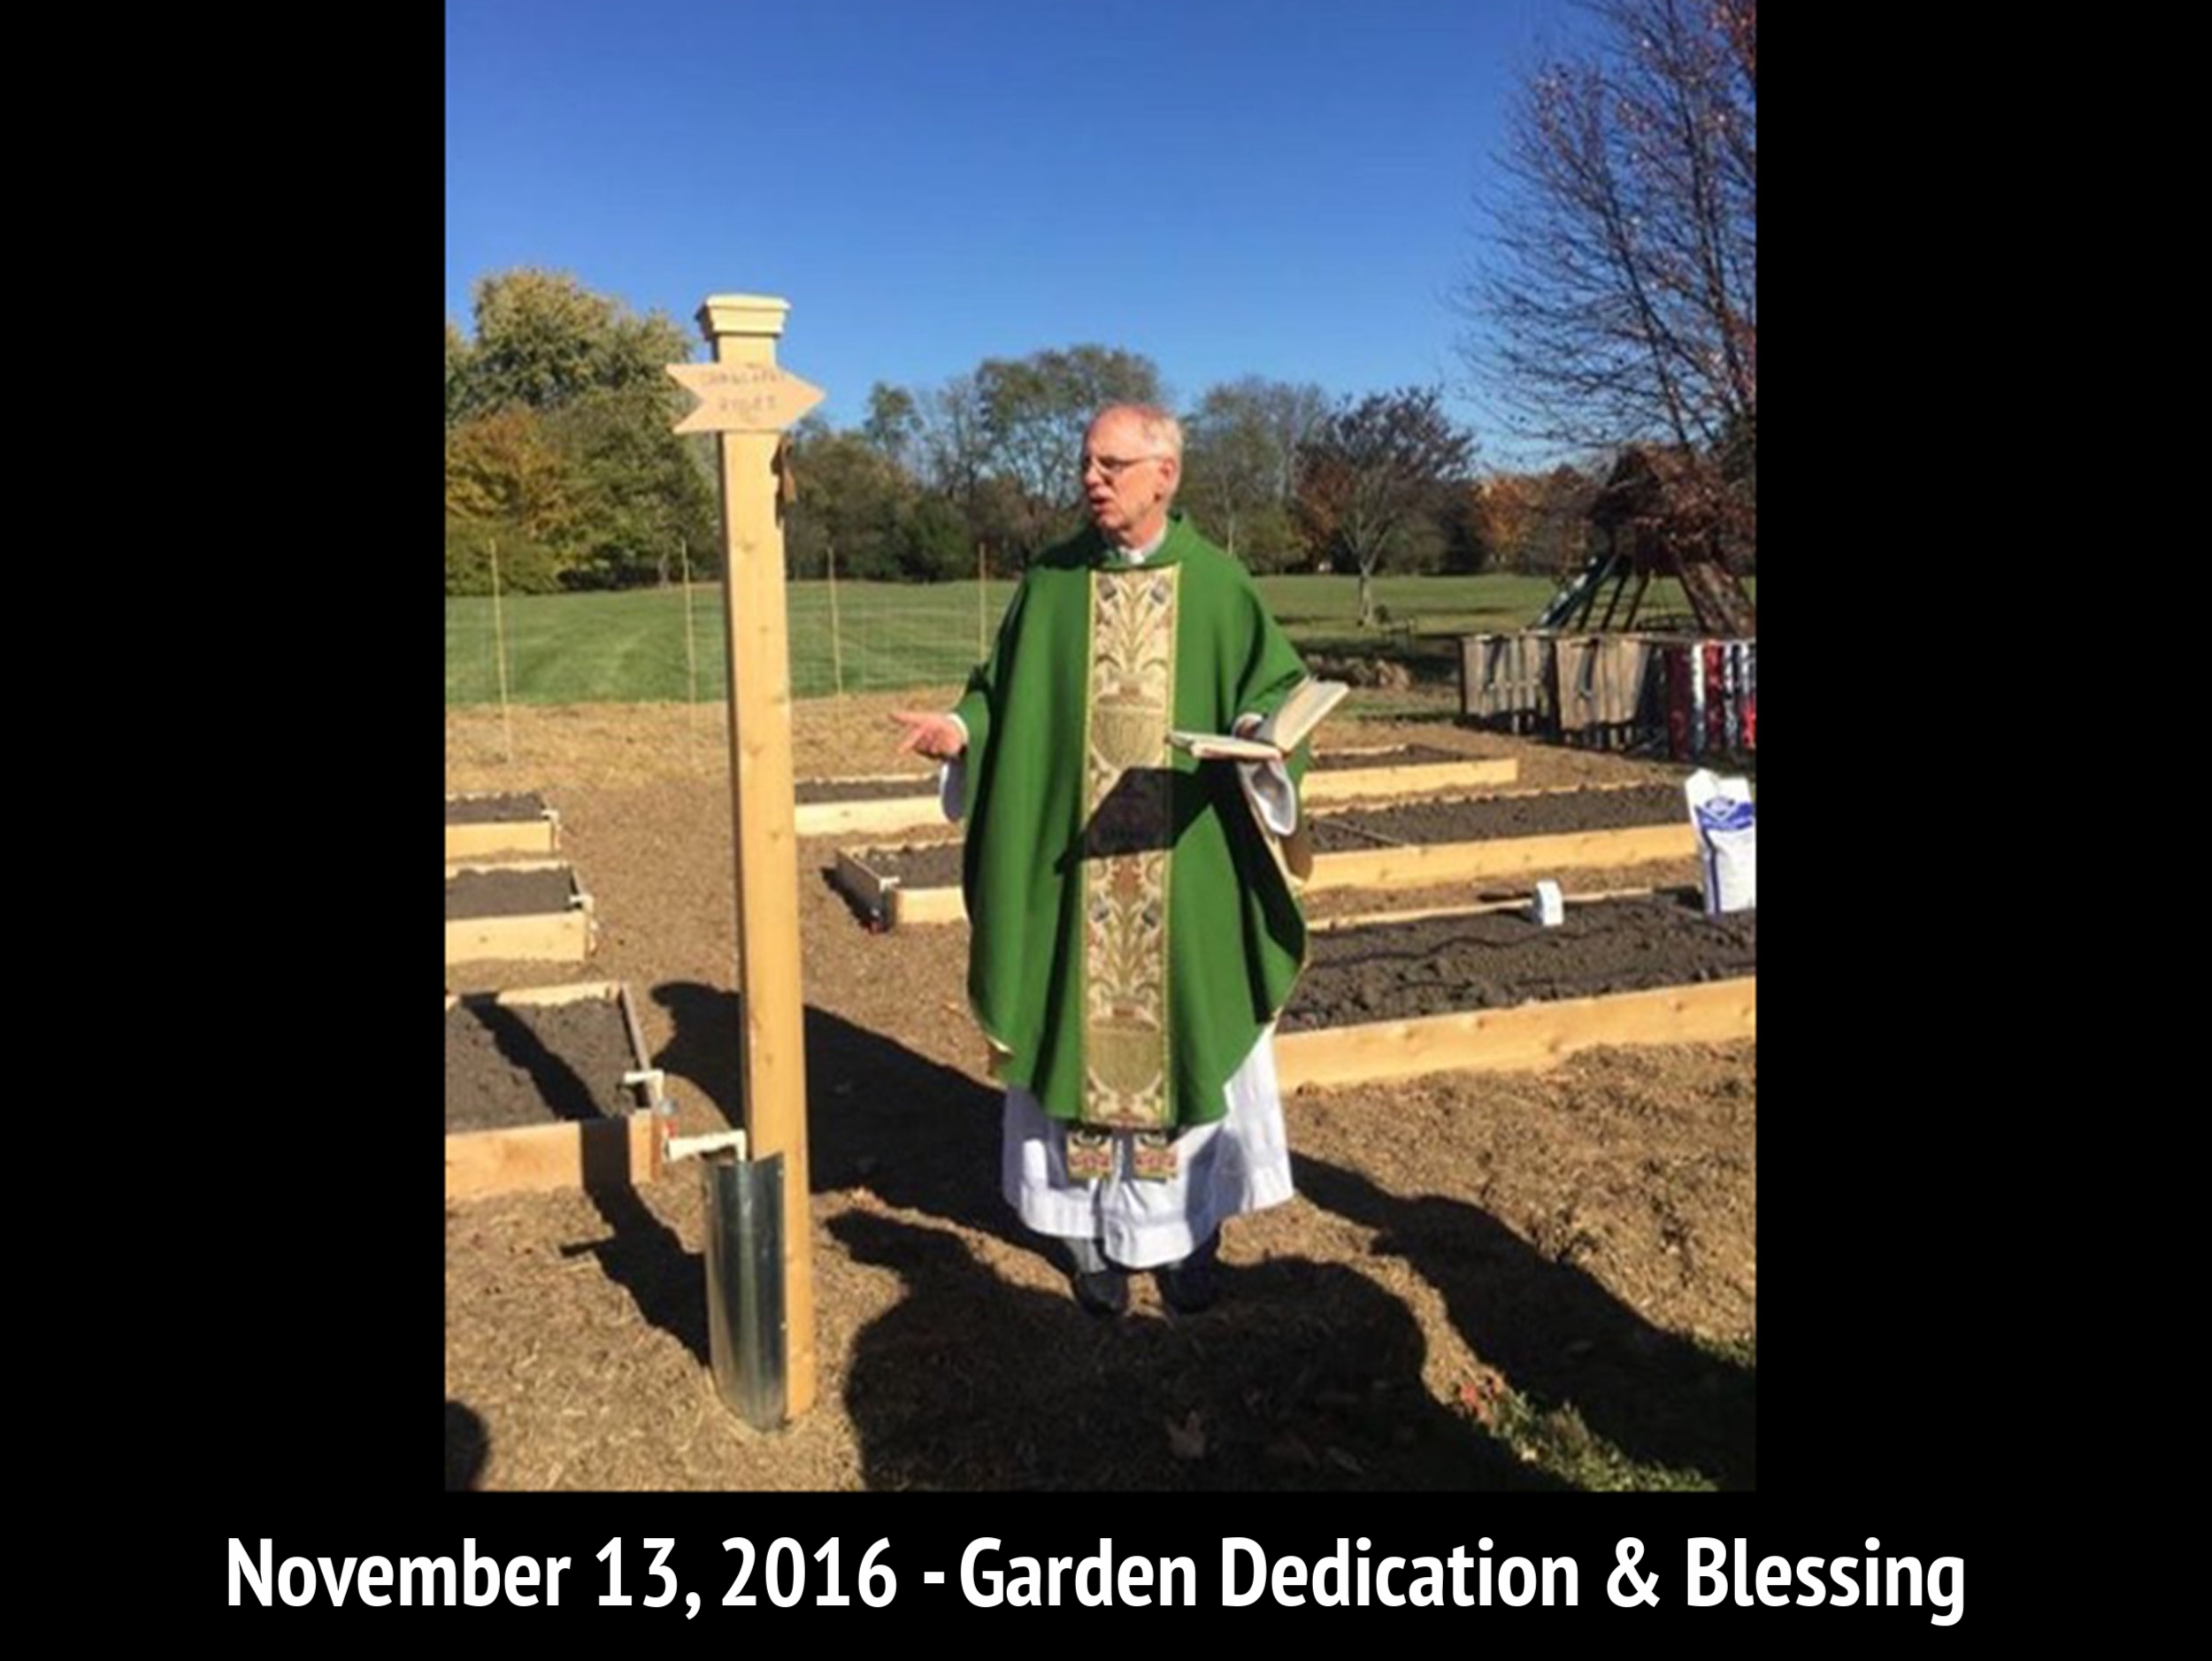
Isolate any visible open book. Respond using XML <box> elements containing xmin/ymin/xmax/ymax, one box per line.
<box><xmin>1170</xmin><ymin>676</ymin><xmax>1349</xmax><ymax>763</ymax></box>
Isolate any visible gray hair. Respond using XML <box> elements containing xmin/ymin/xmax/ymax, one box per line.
<box><xmin>1097</xmin><ymin>403</ymin><xmax>1184</xmax><ymax>461</ymax></box>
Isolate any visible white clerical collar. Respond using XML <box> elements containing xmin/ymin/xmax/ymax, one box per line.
<box><xmin>1115</xmin><ymin>524</ymin><xmax>1170</xmax><ymax>563</ymax></box>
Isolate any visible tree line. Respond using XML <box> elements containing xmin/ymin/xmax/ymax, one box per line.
<box><xmin>445</xmin><ymin>271</ymin><xmax>719</xmax><ymax>595</ymax></box>
<box><xmin>446</xmin><ymin>278</ymin><xmax>1601</xmax><ymax>615</ymax></box>
<box><xmin>786</xmin><ymin>360</ymin><xmax>1512</xmax><ymax>621</ymax></box>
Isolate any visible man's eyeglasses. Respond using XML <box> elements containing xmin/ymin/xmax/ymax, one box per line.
<box><xmin>1079</xmin><ymin>452</ymin><xmax>1164</xmax><ymax>480</ymax></box>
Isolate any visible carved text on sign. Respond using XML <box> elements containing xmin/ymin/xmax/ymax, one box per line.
<box><xmin>666</xmin><ymin>361</ymin><xmax>826</xmax><ymax>434</ymax></box>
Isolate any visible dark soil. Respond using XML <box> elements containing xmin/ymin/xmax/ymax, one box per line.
<box><xmin>798</xmin><ymin>773</ymin><xmax>941</xmax><ymax>803</ymax></box>
<box><xmin>1312</xmin><ymin>743</ymin><xmax>1468</xmax><ymax>770</ymax></box>
<box><xmin>1311</xmin><ymin>782</ymin><xmax>1684</xmax><ymax>850</ymax></box>
<box><xmin>848</xmin><ymin>781</ymin><xmax>1688</xmax><ymax>888</ymax></box>
<box><xmin>446</xmin><ymin>866</ymin><xmax>577</xmax><ymax>919</ymax></box>
<box><xmin>853</xmin><ymin>842</ymin><xmax>966</xmax><ymax>888</ymax></box>
<box><xmin>446</xmin><ymin>996</ymin><xmax>643</xmax><ymax>1131</ymax></box>
<box><xmin>446</xmin><ymin>791</ymin><xmax>549</xmax><ymax>824</ymax></box>
<box><xmin>1285</xmin><ymin>891</ymin><xmax>1755</xmax><ymax>1030</ymax></box>
<box><xmin>797</xmin><ymin>746</ymin><xmax>1476</xmax><ymax>805</ymax></box>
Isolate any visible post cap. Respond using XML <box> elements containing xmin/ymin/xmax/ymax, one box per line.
<box><xmin>696</xmin><ymin>294</ymin><xmax>791</xmax><ymax>342</ymax></box>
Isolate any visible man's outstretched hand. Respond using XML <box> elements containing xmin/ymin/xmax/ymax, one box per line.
<box><xmin>890</xmin><ymin>710</ymin><xmax>965</xmax><ymax>761</ymax></box>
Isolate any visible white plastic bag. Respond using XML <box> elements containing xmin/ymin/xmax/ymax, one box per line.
<box><xmin>1684</xmin><ymin>769</ymin><xmax>1755</xmax><ymax>915</ymax></box>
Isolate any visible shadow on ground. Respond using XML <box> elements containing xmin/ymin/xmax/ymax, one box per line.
<box><xmin>456</xmin><ymin>988</ymin><xmax>709</xmax><ymax>1366</ymax></box>
<box><xmin>653</xmin><ymin>982</ymin><xmax>1014</xmax><ymax>1244</ymax></box>
<box><xmin>445</xmin><ymin>1400</ymin><xmax>488</xmax><ymax>1491</ymax></box>
<box><xmin>1297</xmin><ymin>1154</ymin><xmax>1754</xmax><ymax>1488</ymax></box>
<box><xmin>829</xmin><ymin>1208</ymin><xmax>1563</xmax><ymax>1491</ymax></box>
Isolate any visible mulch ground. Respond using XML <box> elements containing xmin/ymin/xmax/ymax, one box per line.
<box><xmin>443</xmin><ymin>689</ymin><xmax>1755</xmax><ymax>1492</ymax></box>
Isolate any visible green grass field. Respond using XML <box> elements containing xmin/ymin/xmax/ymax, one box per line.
<box><xmin>444</xmin><ymin>572</ymin><xmax>1740</xmax><ymax>706</ymax></box>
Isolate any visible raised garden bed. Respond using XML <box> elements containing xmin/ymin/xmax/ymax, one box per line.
<box><xmin>1302</xmin><ymin>744</ymin><xmax>1518</xmax><ymax>804</ymax></box>
<box><xmin>446</xmin><ymin>860</ymin><xmax>596</xmax><ymax>966</ymax></box>
<box><xmin>833</xmin><ymin>842</ymin><xmax>970</xmax><ymax>928</ymax></box>
<box><xmin>834</xmin><ymin>783</ymin><xmax>1699</xmax><ymax>927</ymax></box>
<box><xmin>796</xmin><ymin>749</ymin><xmax>1520</xmax><ymax>839</ymax></box>
<box><xmin>793</xmin><ymin>772</ymin><xmax>949</xmax><ymax>839</ymax></box>
<box><xmin>445</xmin><ymin>791</ymin><xmax>561</xmax><ymax>861</ymax></box>
<box><xmin>1301</xmin><ymin>782</ymin><xmax>1694</xmax><ymax>893</ymax></box>
<box><xmin>446</xmin><ymin>981</ymin><xmax>667</xmax><ymax>1201</ymax></box>
<box><xmin>1274</xmin><ymin>888</ymin><xmax>1755</xmax><ymax>1088</ymax></box>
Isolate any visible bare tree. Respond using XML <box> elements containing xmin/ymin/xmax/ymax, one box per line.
<box><xmin>1456</xmin><ymin>0</ymin><xmax>1755</xmax><ymax>497</ymax></box>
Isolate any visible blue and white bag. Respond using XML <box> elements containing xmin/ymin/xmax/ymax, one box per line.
<box><xmin>1684</xmin><ymin>769</ymin><xmax>1755</xmax><ymax>916</ymax></box>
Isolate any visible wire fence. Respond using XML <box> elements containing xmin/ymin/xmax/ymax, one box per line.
<box><xmin>444</xmin><ymin>575</ymin><xmax>1015</xmax><ymax>709</ymax></box>
<box><xmin>443</xmin><ymin>565</ymin><xmax>1609</xmax><ymax>718</ymax></box>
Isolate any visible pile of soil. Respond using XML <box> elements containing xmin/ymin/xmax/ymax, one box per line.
<box><xmin>442</xmin><ymin>692</ymin><xmax>1755</xmax><ymax>1493</ymax></box>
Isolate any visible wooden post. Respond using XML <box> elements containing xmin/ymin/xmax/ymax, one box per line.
<box><xmin>826</xmin><ymin>532</ymin><xmax>846</xmax><ymax>726</ymax></box>
<box><xmin>691</xmin><ymin>294</ymin><xmax>820</xmax><ymax>1418</ymax></box>
<box><xmin>677</xmin><ymin>539</ymin><xmax>695</xmax><ymax>707</ymax></box>
<box><xmin>489</xmin><ymin>540</ymin><xmax>513</xmax><ymax>765</ymax></box>
<box><xmin>679</xmin><ymin>535</ymin><xmax>700</xmax><ymax>740</ymax></box>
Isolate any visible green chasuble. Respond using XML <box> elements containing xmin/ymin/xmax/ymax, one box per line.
<box><xmin>955</xmin><ymin>512</ymin><xmax>1310</xmax><ymax>1134</ymax></box>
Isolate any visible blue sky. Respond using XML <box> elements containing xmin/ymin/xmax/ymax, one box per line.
<box><xmin>447</xmin><ymin>0</ymin><xmax>1589</xmax><ymax>465</ymax></box>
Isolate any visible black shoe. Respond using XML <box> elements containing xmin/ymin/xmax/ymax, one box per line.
<box><xmin>1071</xmin><ymin>1265</ymin><xmax>1131</xmax><ymax>1318</ymax></box>
<box><xmin>1066</xmin><ymin>1238</ymin><xmax>1129</xmax><ymax>1319</ymax></box>
<box><xmin>1156</xmin><ymin>1232</ymin><xmax>1222</xmax><ymax>1314</ymax></box>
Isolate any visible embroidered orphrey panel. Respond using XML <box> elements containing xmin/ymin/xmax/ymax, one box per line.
<box><xmin>1079</xmin><ymin>565</ymin><xmax>1179</xmax><ymax>1137</ymax></box>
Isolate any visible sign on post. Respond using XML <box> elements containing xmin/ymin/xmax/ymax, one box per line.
<box><xmin>667</xmin><ymin>361</ymin><xmax>826</xmax><ymax>435</ymax></box>
<box><xmin>673</xmin><ymin>293</ymin><xmax>821</xmax><ymax>1423</ymax></box>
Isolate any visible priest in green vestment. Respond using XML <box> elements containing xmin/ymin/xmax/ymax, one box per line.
<box><xmin>894</xmin><ymin>404</ymin><xmax>1312</xmax><ymax>1318</ymax></box>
